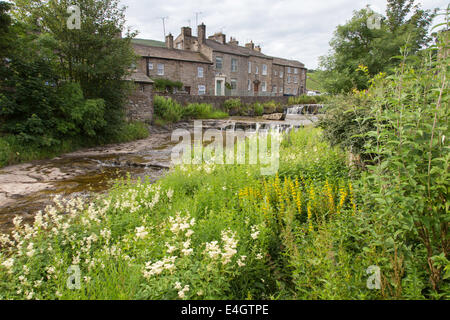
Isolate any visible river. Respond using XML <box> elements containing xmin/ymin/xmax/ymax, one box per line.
<box><xmin>0</xmin><ymin>114</ymin><xmax>319</xmax><ymax>232</ymax></box>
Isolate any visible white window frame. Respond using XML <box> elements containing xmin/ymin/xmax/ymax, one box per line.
<box><xmin>262</xmin><ymin>64</ymin><xmax>267</xmax><ymax>75</ymax></box>
<box><xmin>262</xmin><ymin>81</ymin><xmax>267</xmax><ymax>92</ymax></box>
<box><xmin>148</xmin><ymin>62</ymin><xmax>153</xmax><ymax>70</ymax></box>
<box><xmin>248</xmin><ymin>62</ymin><xmax>252</xmax><ymax>74</ymax></box>
<box><xmin>280</xmin><ymin>88</ymin><xmax>283</xmax><ymax>94</ymax></box>
<box><xmin>287</xmin><ymin>75</ymin><xmax>291</xmax><ymax>84</ymax></box>
<box><xmin>273</xmin><ymin>85</ymin><xmax>277</xmax><ymax>93</ymax></box>
<box><xmin>287</xmin><ymin>67</ymin><xmax>291</xmax><ymax>74</ymax></box>
<box><xmin>294</xmin><ymin>76</ymin><xmax>298</xmax><ymax>84</ymax></box>
<box><xmin>248</xmin><ymin>79</ymin><xmax>251</xmax><ymax>91</ymax></box>
<box><xmin>280</xmin><ymin>71</ymin><xmax>284</xmax><ymax>78</ymax></box>
<box><xmin>157</xmin><ymin>64</ymin><xmax>164</xmax><ymax>76</ymax></box>
<box><xmin>198</xmin><ymin>67</ymin><xmax>204</xmax><ymax>78</ymax></box>
<box><xmin>231</xmin><ymin>58</ymin><xmax>238</xmax><ymax>72</ymax></box>
<box><xmin>294</xmin><ymin>68</ymin><xmax>298</xmax><ymax>74</ymax></box>
<box><xmin>255</xmin><ymin>65</ymin><xmax>259</xmax><ymax>75</ymax></box>
<box><xmin>198</xmin><ymin>85</ymin><xmax>206</xmax><ymax>95</ymax></box>
<box><xmin>215</xmin><ymin>57</ymin><xmax>223</xmax><ymax>70</ymax></box>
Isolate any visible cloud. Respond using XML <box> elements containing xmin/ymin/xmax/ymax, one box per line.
<box><xmin>120</xmin><ymin>0</ymin><xmax>448</xmax><ymax>69</ymax></box>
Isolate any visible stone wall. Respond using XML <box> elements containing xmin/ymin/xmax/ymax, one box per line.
<box><xmin>155</xmin><ymin>93</ymin><xmax>291</xmax><ymax>111</ymax></box>
<box><xmin>126</xmin><ymin>83</ymin><xmax>153</xmax><ymax>123</ymax></box>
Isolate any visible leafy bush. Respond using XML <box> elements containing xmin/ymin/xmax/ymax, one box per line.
<box><xmin>182</xmin><ymin>103</ymin><xmax>228</xmax><ymax>120</ymax></box>
<box><xmin>318</xmin><ymin>93</ymin><xmax>376</xmax><ymax>163</ymax></box>
<box><xmin>288</xmin><ymin>95</ymin><xmax>326</xmax><ymax>105</ymax></box>
<box><xmin>223</xmin><ymin>98</ymin><xmax>242</xmax><ymax>111</ymax></box>
<box><xmin>153</xmin><ymin>96</ymin><xmax>183</xmax><ymax>123</ymax></box>
<box><xmin>153</xmin><ymin>78</ymin><xmax>183</xmax><ymax>93</ymax></box>
<box><xmin>253</xmin><ymin>103</ymin><xmax>264</xmax><ymax>116</ymax></box>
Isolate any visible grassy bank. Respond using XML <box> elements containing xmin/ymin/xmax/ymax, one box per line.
<box><xmin>0</xmin><ymin>122</ymin><xmax>149</xmax><ymax>168</ymax></box>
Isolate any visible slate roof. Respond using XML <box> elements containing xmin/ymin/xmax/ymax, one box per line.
<box><xmin>132</xmin><ymin>43</ymin><xmax>212</xmax><ymax>64</ymax></box>
<box><xmin>132</xmin><ymin>38</ymin><xmax>305</xmax><ymax>68</ymax></box>
<box><xmin>272</xmin><ymin>57</ymin><xmax>305</xmax><ymax>68</ymax></box>
<box><xmin>124</xmin><ymin>70</ymin><xmax>154</xmax><ymax>83</ymax></box>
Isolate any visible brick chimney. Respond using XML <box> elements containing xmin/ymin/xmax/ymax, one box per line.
<box><xmin>209</xmin><ymin>32</ymin><xmax>226</xmax><ymax>44</ymax></box>
<box><xmin>181</xmin><ymin>26</ymin><xmax>192</xmax><ymax>37</ymax></box>
<box><xmin>254</xmin><ymin>45</ymin><xmax>261</xmax><ymax>53</ymax></box>
<box><xmin>198</xmin><ymin>23</ymin><xmax>206</xmax><ymax>45</ymax></box>
<box><xmin>165</xmin><ymin>33</ymin><xmax>174</xmax><ymax>49</ymax></box>
<box><xmin>245</xmin><ymin>41</ymin><xmax>255</xmax><ymax>50</ymax></box>
<box><xmin>229</xmin><ymin>37</ymin><xmax>239</xmax><ymax>46</ymax></box>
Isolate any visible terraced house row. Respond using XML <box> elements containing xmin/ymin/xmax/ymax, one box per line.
<box><xmin>132</xmin><ymin>24</ymin><xmax>307</xmax><ymax>96</ymax></box>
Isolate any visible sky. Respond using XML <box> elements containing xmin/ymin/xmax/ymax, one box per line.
<box><xmin>120</xmin><ymin>0</ymin><xmax>448</xmax><ymax>69</ymax></box>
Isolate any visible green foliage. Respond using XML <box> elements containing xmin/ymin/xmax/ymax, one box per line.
<box><xmin>319</xmin><ymin>1</ymin><xmax>435</xmax><ymax>93</ymax></box>
<box><xmin>6</xmin><ymin>0</ymin><xmax>138</xmax><ymax>141</ymax></box>
<box><xmin>153</xmin><ymin>96</ymin><xmax>183</xmax><ymax>123</ymax></box>
<box><xmin>318</xmin><ymin>94</ymin><xmax>376</xmax><ymax>163</ymax></box>
<box><xmin>253</xmin><ymin>103</ymin><xmax>264</xmax><ymax>116</ymax></box>
<box><xmin>181</xmin><ymin>103</ymin><xmax>228</xmax><ymax>120</ymax></box>
<box><xmin>153</xmin><ymin>78</ymin><xmax>183</xmax><ymax>93</ymax></box>
<box><xmin>223</xmin><ymin>98</ymin><xmax>242</xmax><ymax>111</ymax></box>
<box><xmin>288</xmin><ymin>95</ymin><xmax>326</xmax><ymax>105</ymax></box>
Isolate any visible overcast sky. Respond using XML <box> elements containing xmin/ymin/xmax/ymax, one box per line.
<box><xmin>120</xmin><ymin>0</ymin><xmax>447</xmax><ymax>69</ymax></box>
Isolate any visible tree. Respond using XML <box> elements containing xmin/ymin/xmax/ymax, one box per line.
<box><xmin>11</xmin><ymin>0</ymin><xmax>138</xmax><ymax>137</ymax></box>
<box><xmin>318</xmin><ymin>0</ymin><xmax>435</xmax><ymax>94</ymax></box>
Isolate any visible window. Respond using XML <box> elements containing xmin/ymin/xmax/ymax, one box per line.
<box><xmin>294</xmin><ymin>68</ymin><xmax>298</xmax><ymax>74</ymax></box>
<box><xmin>198</xmin><ymin>67</ymin><xmax>204</xmax><ymax>78</ymax></box>
<box><xmin>231</xmin><ymin>79</ymin><xmax>237</xmax><ymax>90</ymax></box>
<box><xmin>274</xmin><ymin>70</ymin><xmax>278</xmax><ymax>76</ymax></box>
<box><xmin>280</xmin><ymin>71</ymin><xmax>284</xmax><ymax>78</ymax></box>
<box><xmin>293</xmin><ymin>88</ymin><xmax>298</xmax><ymax>95</ymax></box>
<box><xmin>262</xmin><ymin>81</ymin><xmax>267</xmax><ymax>92</ymax></box>
<box><xmin>231</xmin><ymin>59</ymin><xmax>238</xmax><ymax>72</ymax></box>
<box><xmin>248</xmin><ymin>79</ymin><xmax>251</xmax><ymax>91</ymax></box>
<box><xmin>157</xmin><ymin>64</ymin><xmax>164</xmax><ymax>76</ymax></box>
<box><xmin>286</xmin><ymin>88</ymin><xmax>290</xmax><ymax>94</ymax></box>
<box><xmin>287</xmin><ymin>67</ymin><xmax>291</xmax><ymax>74</ymax></box>
<box><xmin>262</xmin><ymin>64</ymin><xmax>267</xmax><ymax>75</ymax></box>
<box><xmin>215</xmin><ymin>57</ymin><xmax>223</xmax><ymax>70</ymax></box>
<box><xmin>248</xmin><ymin>62</ymin><xmax>252</xmax><ymax>74</ymax></box>
<box><xmin>287</xmin><ymin>75</ymin><xmax>291</xmax><ymax>84</ymax></box>
<box><xmin>255</xmin><ymin>65</ymin><xmax>259</xmax><ymax>74</ymax></box>
<box><xmin>176</xmin><ymin>43</ymin><xmax>182</xmax><ymax>49</ymax></box>
<box><xmin>198</xmin><ymin>85</ymin><xmax>206</xmax><ymax>95</ymax></box>
<box><xmin>280</xmin><ymin>88</ymin><xmax>283</xmax><ymax>94</ymax></box>
<box><xmin>272</xmin><ymin>85</ymin><xmax>277</xmax><ymax>93</ymax></box>
<box><xmin>294</xmin><ymin>76</ymin><xmax>298</xmax><ymax>84</ymax></box>
<box><xmin>148</xmin><ymin>62</ymin><xmax>153</xmax><ymax>70</ymax></box>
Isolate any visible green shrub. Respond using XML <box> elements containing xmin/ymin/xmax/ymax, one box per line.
<box><xmin>182</xmin><ymin>103</ymin><xmax>228</xmax><ymax>120</ymax></box>
<box><xmin>223</xmin><ymin>98</ymin><xmax>242</xmax><ymax>111</ymax></box>
<box><xmin>153</xmin><ymin>96</ymin><xmax>183</xmax><ymax>123</ymax></box>
<box><xmin>0</xmin><ymin>137</ymin><xmax>12</xmax><ymax>167</ymax></box>
<box><xmin>253</xmin><ymin>103</ymin><xmax>264</xmax><ymax>116</ymax></box>
<box><xmin>154</xmin><ymin>78</ymin><xmax>183</xmax><ymax>93</ymax></box>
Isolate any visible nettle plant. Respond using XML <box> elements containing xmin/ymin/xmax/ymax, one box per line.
<box><xmin>359</xmin><ymin>31</ymin><xmax>449</xmax><ymax>297</ymax></box>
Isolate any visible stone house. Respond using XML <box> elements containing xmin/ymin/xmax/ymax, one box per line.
<box><xmin>124</xmin><ymin>70</ymin><xmax>154</xmax><ymax>123</ymax></box>
<box><xmin>133</xmin><ymin>23</ymin><xmax>307</xmax><ymax>96</ymax></box>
